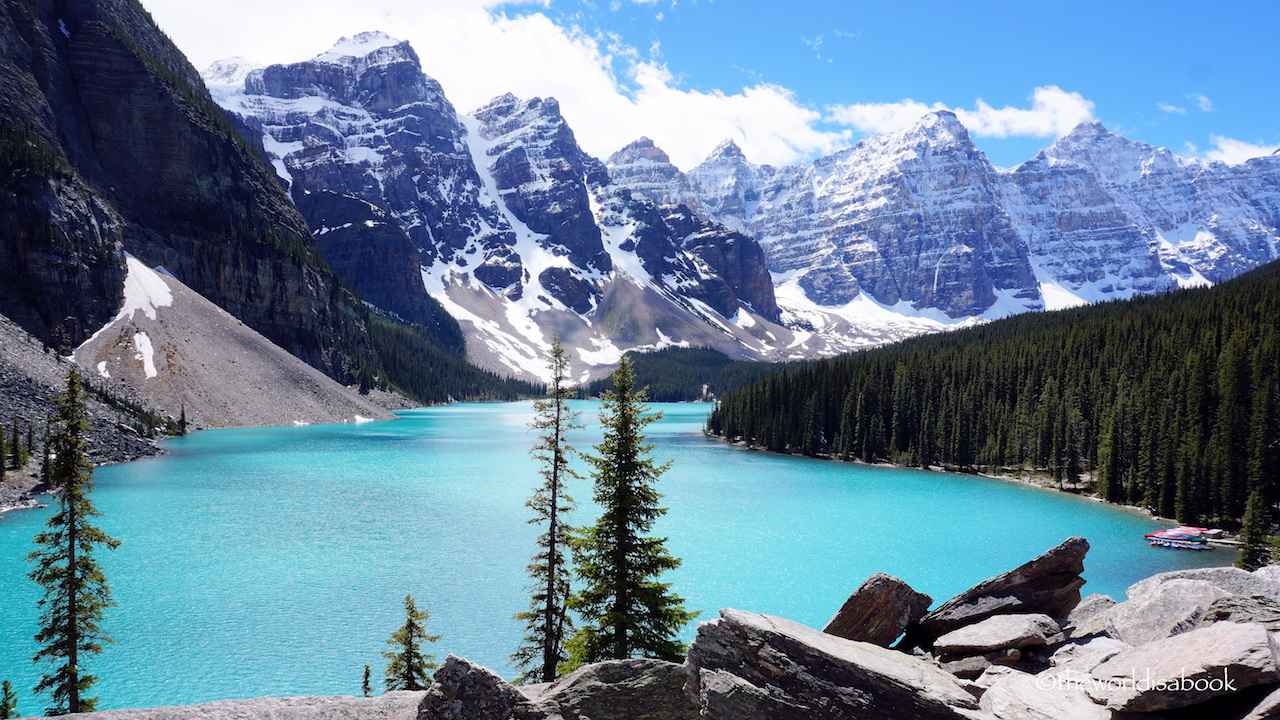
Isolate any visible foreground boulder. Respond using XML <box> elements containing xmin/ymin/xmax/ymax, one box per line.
<box><xmin>913</xmin><ymin>538</ymin><xmax>1089</xmax><ymax>643</ymax></box>
<box><xmin>823</xmin><ymin>573</ymin><xmax>933</xmax><ymax>647</ymax></box>
<box><xmin>1087</xmin><ymin>622</ymin><xmax>1280</xmax><ymax>712</ymax></box>
<box><xmin>934</xmin><ymin>614</ymin><xmax>1061</xmax><ymax>655</ymax></box>
<box><xmin>1102</xmin><ymin>578</ymin><xmax>1229</xmax><ymax>646</ymax></box>
<box><xmin>686</xmin><ymin>608</ymin><xmax>986</xmax><ymax>720</ymax></box>
<box><xmin>978</xmin><ymin>668</ymin><xmax>1111</xmax><ymax>720</ymax></box>
<box><xmin>517</xmin><ymin>658</ymin><xmax>697</xmax><ymax>720</ymax></box>
<box><xmin>418</xmin><ymin>655</ymin><xmax>526</xmax><ymax>720</ymax></box>
<box><xmin>1126</xmin><ymin>567</ymin><xmax>1280</xmax><ymax>602</ymax></box>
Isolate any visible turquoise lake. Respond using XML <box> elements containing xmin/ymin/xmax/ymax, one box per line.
<box><xmin>0</xmin><ymin>401</ymin><xmax>1229</xmax><ymax>712</ymax></box>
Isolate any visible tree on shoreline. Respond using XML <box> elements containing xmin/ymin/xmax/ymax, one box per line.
<box><xmin>361</xmin><ymin>665</ymin><xmax>372</xmax><ymax>697</ymax></box>
<box><xmin>567</xmin><ymin>358</ymin><xmax>695</xmax><ymax>666</ymax></box>
<box><xmin>1</xmin><ymin>680</ymin><xmax>17</xmax><ymax>719</ymax></box>
<box><xmin>1238</xmin><ymin>488</ymin><xmax>1273</xmax><ymax>571</ymax></box>
<box><xmin>383</xmin><ymin>595</ymin><xmax>440</xmax><ymax>691</ymax></box>
<box><xmin>28</xmin><ymin>370</ymin><xmax>120</xmax><ymax>715</ymax></box>
<box><xmin>512</xmin><ymin>337</ymin><xmax>581</xmax><ymax>683</ymax></box>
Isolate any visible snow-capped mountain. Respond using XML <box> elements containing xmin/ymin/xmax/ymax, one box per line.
<box><xmin>206</xmin><ymin>33</ymin><xmax>1280</xmax><ymax>382</ymax></box>
<box><xmin>207</xmin><ymin>33</ymin><xmax>795</xmax><ymax>382</ymax></box>
<box><xmin>630</xmin><ymin>112</ymin><xmax>1280</xmax><ymax>319</ymax></box>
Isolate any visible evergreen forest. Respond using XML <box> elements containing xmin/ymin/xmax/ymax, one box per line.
<box><xmin>706</xmin><ymin>260</ymin><xmax>1280</xmax><ymax>528</ymax></box>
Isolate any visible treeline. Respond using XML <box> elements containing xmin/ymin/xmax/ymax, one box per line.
<box><xmin>366</xmin><ymin>316</ymin><xmax>541</xmax><ymax>403</ymax></box>
<box><xmin>707</xmin><ymin>261</ymin><xmax>1280</xmax><ymax>528</ymax></box>
<box><xmin>585</xmin><ymin>347</ymin><xmax>790</xmax><ymax>402</ymax></box>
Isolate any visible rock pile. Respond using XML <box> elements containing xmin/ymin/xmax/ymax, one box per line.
<box><xmin>44</xmin><ymin>539</ymin><xmax>1280</xmax><ymax>720</ymax></box>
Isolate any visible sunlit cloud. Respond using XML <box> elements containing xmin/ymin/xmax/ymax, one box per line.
<box><xmin>1201</xmin><ymin>135</ymin><xmax>1278</xmax><ymax>164</ymax></box>
<box><xmin>1158</xmin><ymin>103</ymin><xmax>1186</xmax><ymax>115</ymax></box>
<box><xmin>827</xmin><ymin>86</ymin><xmax>1097</xmax><ymax>139</ymax></box>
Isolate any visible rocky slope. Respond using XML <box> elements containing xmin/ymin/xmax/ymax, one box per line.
<box><xmin>38</xmin><ymin>540</ymin><xmax>1280</xmax><ymax>720</ymax></box>
<box><xmin>71</xmin><ymin>256</ymin><xmax>393</xmax><ymax>429</ymax></box>
<box><xmin>207</xmin><ymin>33</ymin><xmax>798</xmax><ymax>383</ymax></box>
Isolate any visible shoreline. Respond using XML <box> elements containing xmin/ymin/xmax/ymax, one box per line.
<box><xmin>707</xmin><ymin>433</ymin><xmax>1189</xmax><ymax>528</ymax></box>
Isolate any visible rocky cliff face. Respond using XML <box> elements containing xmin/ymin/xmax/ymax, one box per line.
<box><xmin>673</xmin><ymin>113</ymin><xmax>1280</xmax><ymax>320</ymax></box>
<box><xmin>0</xmin><ymin>0</ymin><xmax>374</xmax><ymax>381</ymax></box>
<box><xmin>210</xmin><ymin>34</ymin><xmax>786</xmax><ymax>381</ymax></box>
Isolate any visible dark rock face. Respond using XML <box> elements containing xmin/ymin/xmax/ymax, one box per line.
<box><xmin>822</xmin><ymin>572</ymin><xmax>933</xmax><ymax>647</ymax></box>
<box><xmin>474</xmin><ymin>93</ymin><xmax>611</xmax><ymax>276</ymax></box>
<box><xmin>912</xmin><ymin>537</ymin><xmax>1089</xmax><ymax>643</ymax></box>
<box><xmin>292</xmin><ymin>189</ymin><xmax>463</xmax><ymax>349</ymax></box>
<box><xmin>0</xmin><ymin>0</ymin><xmax>372</xmax><ymax>379</ymax></box>
<box><xmin>686</xmin><ymin>609</ymin><xmax>984</xmax><ymax>720</ymax></box>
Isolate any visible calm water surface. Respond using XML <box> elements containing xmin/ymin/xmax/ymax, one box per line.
<box><xmin>0</xmin><ymin>402</ymin><xmax>1229</xmax><ymax>711</ymax></box>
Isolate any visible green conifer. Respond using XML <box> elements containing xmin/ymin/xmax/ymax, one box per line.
<box><xmin>567</xmin><ymin>358</ymin><xmax>695</xmax><ymax>668</ymax></box>
<box><xmin>1239</xmin><ymin>488</ymin><xmax>1273</xmax><ymax>571</ymax></box>
<box><xmin>27</xmin><ymin>370</ymin><xmax>120</xmax><ymax>715</ymax></box>
<box><xmin>361</xmin><ymin>665</ymin><xmax>372</xmax><ymax>697</ymax></box>
<box><xmin>512</xmin><ymin>337</ymin><xmax>581</xmax><ymax>683</ymax></box>
<box><xmin>382</xmin><ymin>595</ymin><xmax>440</xmax><ymax>691</ymax></box>
<box><xmin>1</xmin><ymin>679</ymin><xmax>17</xmax><ymax>720</ymax></box>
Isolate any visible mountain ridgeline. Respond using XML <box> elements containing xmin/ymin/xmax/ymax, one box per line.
<box><xmin>706</xmin><ymin>260</ymin><xmax>1280</xmax><ymax>527</ymax></box>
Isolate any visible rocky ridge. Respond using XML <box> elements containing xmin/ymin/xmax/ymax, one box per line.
<box><xmin>38</xmin><ymin>539</ymin><xmax>1280</xmax><ymax>720</ymax></box>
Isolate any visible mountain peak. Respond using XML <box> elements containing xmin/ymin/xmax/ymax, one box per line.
<box><xmin>607</xmin><ymin>136</ymin><xmax>672</xmax><ymax>166</ymax></box>
<box><xmin>314</xmin><ymin>31</ymin><xmax>405</xmax><ymax>63</ymax></box>
<box><xmin>705</xmin><ymin>139</ymin><xmax>748</xmax><ymax>164</ymax></box>
<box><xmin>201</xmin><ymin>57</ymin><xmax>262</xmax><ymax>89</ymax></box>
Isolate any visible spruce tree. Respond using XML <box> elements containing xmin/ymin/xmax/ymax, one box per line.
<box><xmin>567</xmin><ymin>358</ymin><xmax>695</xmax><ymax>667</ymax></box>
<box><xmin>1</xmin><ymin>680</ymin><xmax>16</xmax><ymax>720</ymax></box>
<box><xmin>382</xmin><ymin>595</ymin><xmax>439</xmax><ymax>691</ymax></box>
<box><xmin>27</xmin><ymin>370</ymin><xmax>120</xmax><ymax>715</ymax></box>
<box><xmin>1239</xmin><ymin>488</ymin><xmax>1272</xmax><ymax>571</ymax></box>
<box><xmin>512</xmin><ymin>337</ymin><xmax>581</xmax><ymax>683</ymax></box>
<box><xmin>361</xmin><ymin>665</ymin><xmax>372</xmax><ymax>697</ymax></box>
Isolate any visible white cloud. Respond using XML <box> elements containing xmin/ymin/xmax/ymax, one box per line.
<box><xmin>1202</xmin><ymin>135</ymin><xmax>1278</xmax><ymax>164</ymax></box>
<box><xmin>1157</xmin><ymin>102</ymin><xmax>1186</xmax><ymax>115</ymax></box>
<box><xmin>827</xmin><ymin>86</ymin><xmax>1096</xmax><ymax>140</ymax></box>
<box><xmin>1190</xmin><ymin>93</ymin><xmax>1213</xmax><ymax>112</ymax></box>
<box><xmin>143</xmin><ymin>0</ymin><xmax>846</xmax><ymax>170</ymax></box>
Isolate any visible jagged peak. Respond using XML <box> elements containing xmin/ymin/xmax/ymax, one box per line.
<box><xmin>313</xmin><ymin>31</ymin><xmax>407</xmax><ymax>63</ymax></box>
<box><xmin>607</xmin><ymin>136</ymin><xmax>671</xmax><ymax>166</ymax></box>
<box><xmin>900</xmin><ymin>110</ymin><xmax>973</xmax><ymax>147</ymax></box>
<box><xmin>704</xmin><ymin>138</ymin><xmax>748</xmax><ymax>164</ymax></box>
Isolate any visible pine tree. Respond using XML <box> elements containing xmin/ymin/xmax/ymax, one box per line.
<box><xmin>512</xmin><ymin>337</ymin><xmax>581</xmax><ymax>683</ymax></box>
<box><xmin>382</xmin><ymin>595</ymin><xmax>440</xmax><ymax>691</ymax></box>
<box><xmin>27</xmin><ymin>370</ymin><xmax>120</xmax><ymax>715</ymax></box>
<box><xmin>567</xmin><ymin>358</ymin><xmax>695</xmax><ymax>667</ymax></box>
<box><xmin>0</xmin><ymin>680</ymin><xmax>17</xmax><ymax>720</ymax></box>
<box><xmin>1238</xmin><ymin>488</ymin><xmax>1272</xmax><ymax>571</ymax></box>
<box><xmin>361</xmin><ymin>665</ymin><xmax>372</xmax><ymax>697</ymax></box>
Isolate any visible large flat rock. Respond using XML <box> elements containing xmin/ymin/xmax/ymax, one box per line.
<box><xmin>934</xmin><ymin>614</ymin><xmax>1061</xmax><ymax>655</ymax></box>
<box><xmin>979</xmin><ymin>669</ymin><xmax>1110</xmax><ymax>720</ymax></box>
<box><xmin>1103</xmin><ymin>578</ymin><xmax>1229</xmax><ymax>646</ymax></box>
<box><xmin>1126</xmin><ymin>567</ymin><xmax>1280</xmax><ymax>602</ymax></box>
<box><xmin>517</xmin><ymin>658</ymin><xmax>697</xmax><ymax>720</ymax></box>
<box><xmin>915</xmin><ymin>538</ymin><xmax>1089</xmax><ymax>642</ymax></box>
<box><xmin>1087</xmin><ymin>622</ymin><xmax>1280</xmax><ymax>712</ymax></box>
<box><xmin>823</xmin><ymin>572</ymin><xmax>933</xmax><ymax>647</ymax></box>
<box><xmin>687</xmin><ymin>608</ymin><xmax>987</xmax><ymax>720</ymax></box>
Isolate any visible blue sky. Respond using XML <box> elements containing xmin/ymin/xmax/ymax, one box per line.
<box><xmin>149</xmin><ymin>0</ymin><xmax>1279</xmax><ymax>169</ymax></box>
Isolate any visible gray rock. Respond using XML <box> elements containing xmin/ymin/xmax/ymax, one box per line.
<box><xmin>516</xmin><ymin>658</ymin><xmax>697</xmax><ymax>720</ymax></box>
<box><xmin>1062</xmin><ymin>593</ymin><xmax>1115</xmax><ymax>638</ymax></box>
<box><xmin>40</xmin><ymin>693</ymin><xmax>425</xmax><ymax>720</ymax></box>
<box><xmin>1198</xmin><ymin>594</ymin><xmax>1280</xmax><ymax>631</ymax></box>
<box><xmin>1048</xmin><ymin>637</ymin><xmax>1130</xmax><ymax>670</ymax></box>
<box><xmin>823</xmin><ymin>572</ymin><xmax>934</xmax><ymax>647</ymax></box>
<box><xmin>934</xmin><ymin>614</ymin><xmax>1061</xmax><ymax>655</ymax></box>
<box><xmin>1087</xmin><ymin>622</ymin><xmax>1280</xmax><ymax>712</ymax></box>
<box><xmin>914</xmin><ymin>538</ymin><xmax>1089</xmax><ymax>643</ymax></box>
<box><xmin>1254</xmin><ymin>566</ymin><xmax>1280</xmax><ymax>587</ymax></box>
<box><xmin>941</xmin><ymin>649</ymin><xmax>1021</xmax><ymax>680</ymax></box>
<box><xmin>1126</xmin><ymin>567</ymin><xmax>1280</xmax><ymax>602</ymax></box>
<box><xmin>980</xmin><ymin>668</ymin><xmax>1111</xmax><ymax>720</ymax></box>
<box><xmin>686</xmin><ymin>608</ymin><xmax>987</xmax><ymax>720</ymax></box>
<box><xmin>418</xmin><ymin>655</ymin><xmax>527</xmax><ymax>720</ymax></box>
<box><xmin>1104</xmin><ymin>578</ymin><xmax>1229</xmax><ymax>646</ymax></box>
